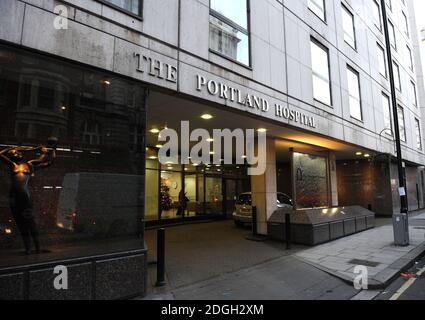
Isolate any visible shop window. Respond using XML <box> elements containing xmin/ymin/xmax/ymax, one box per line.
<box><xmin>0</xmin><ymin>45</ymin><xmax>147</xmax><ymax>267</ymax></box>
<box><xmin>209</xmin><ymin>0</ymin><xmax>250</xmax><ymax>66</ymax></box>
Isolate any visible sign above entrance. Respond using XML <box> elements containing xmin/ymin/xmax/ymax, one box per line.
<box><xmin>195</xmin><ymin>75</ymin><xmax>316</xmax><ymax>129</ymax></box>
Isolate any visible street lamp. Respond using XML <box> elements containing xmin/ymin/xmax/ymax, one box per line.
<box><xmin>380</xmin><ymin>0</ymin><xmax>410</xmax><ymax>245</ymax></box>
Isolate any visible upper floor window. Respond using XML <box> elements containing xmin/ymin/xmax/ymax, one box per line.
<box><xmin>342</xmin><ymin>4</ymin><xmax>356</xmax><ymax>49</ymax></box>
<box><xmin>388</xmin><ymin>20</ymin><xmax>396</xmax><ymax>50</ymax></box>
<box><xmin>402</xmin><ymin>11</ymin><xmax>409</xmax><ymax>37</ymax></box>
<box><xmin>397</xmin><ymin>105</ymin><xmax>406</xmax><ymax>142</ymax></box>
<box><xmin>393</xmin><ymin>61</ymin><xmax>401</xmax><ymax>91</ymax></box>
<box><xmin>310</xmin><ymin>39</ymin><xmax>332</xmax><ymax>106</ymax></box>
<box><xmin>382</xmin><ymin>93</ymin><xmax>392</xmax><ymax>136</ymax></box>
<box><xmin>377</xmin><ymin>43</ymin><xmax>387</xmax><ymax>77</ymax></box>
<box><xmin>415</xmin><ymin>118</ymin><xmax>422</xmax><ymax>150</ymax></box>
<box><xmin>209</xmin><ymin>0</ymin><xmax>250</xmax><ymax>66</ymax></box>
<box><xmin>102</xmin><ymin>0</ymin><xmax>141</xmax><ymax>16</ymax></box>
<box><xmin>308</xmin><ymin>0</ymin><xmax>326</xmax><ymax>21</ymax></box>
<box><xmin>406</xmin><ymin>45</ymin><xmax>414</xmax><ymax>71</ymax></box>
<box><xmin>372</xmin><ymin>0</ymin><xmax>382</xmax><ymax>31</ymax></box>
<box><xmin>347</xmin><ymin>66</ymin><xmax>362</xmax><ymax>120</ymax></box>
<box><xmin>386</xmin><ymin>0</ymin><xmax>392</xmax><ymax>11</ymax></box>
<box><xmin>411</xmin><ymin>80</ymin><xmax>418</xmax><ymax>107</ymax></box>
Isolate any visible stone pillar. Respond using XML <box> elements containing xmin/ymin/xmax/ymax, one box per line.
<box><xmin>329</xmin><ymin>152</ymin><xmax>339</xmax><ymax>207</ymax></box>
<box><xmin>251</xmin><ymin>138</ymin><xmax>277</xmax><ymax>235</ymax></box>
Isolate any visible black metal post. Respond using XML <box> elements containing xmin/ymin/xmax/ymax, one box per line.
<box><xmin>156</xmin><ymin>228</ymin><xmax>166</xmax><ymax>287</ymax></box>
<box><xmin>285</xmin><ymin>213</ymin><xmax>291</xmax><ymax>250</ymax></box>
<box><xmin>380</xmin><ymin>0</ymin><xmax>409</xmax><ymax>215</ymax></box>
<box><xmin>252</xmin><ymin>206</ymin><xmax>258</xmax><ymax>236</ymax></box>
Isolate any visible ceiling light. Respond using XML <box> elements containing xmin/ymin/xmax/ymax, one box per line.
<box><xmin>148</xmin><ymin>156</ymin><xmax>157</xmax><ymax>160</ymax></box>
<box><xmin>156</xmin><ymin>144</ymin><xmax>163</xmax><ymax>148</ymax></box>
<box><xmin>356</xmin><ymin>152</ymin><xmax>363</xmax><ymax>156</ymax></box>
<box><xmin>257</xmin><ymin>128</ymin><xmax>267</xmax><ymax>133</ymax></box>
<box><xmin>201</xmin><ymin>114</ymin><xmax>213</xmax><ymax>120</ymax></box>
<box><xmin>206</xmin><ymin>138</ymin><xmax>214</xmax><ymax>142</ymax></box>
<box><xmin>364</xmin><ymin>154</ymin><xmax>371</xmax><ymax>158</ymax></box>
<box><xmin>150</xmin><ymin>128</ymin><xmax>160</xmax><ymax>134</ymax></box>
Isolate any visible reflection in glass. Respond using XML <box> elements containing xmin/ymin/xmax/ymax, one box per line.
<box><xmin>209</xmin><ymin>16</ymin><xmax>249</xmax><ymax>66</ymax></box>
<box><xmin>293</xmin><ymin>152</ymin><xmax>329</xmax><ymax>209</ymax></box>
<box><xmin>0</xmin><ymin>45</ymin><xmax>146</xmax><ymax>266</ymax></box>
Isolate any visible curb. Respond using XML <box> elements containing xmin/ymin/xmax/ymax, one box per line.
<box><xmin>295</xmin><ymin>240</ymin><xmax>425</xmax><ymax>290</ymax></box>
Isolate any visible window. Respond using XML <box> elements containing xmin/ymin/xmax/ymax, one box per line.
<box><xmin>382</xmin><ymin>93</ymin><xmax>392</xmax><ymax>136</ymax></box>
<box><xmin>402</xmin><ymin>11</ymin><xmax>409</xmax><ymax>37</ymax></box>
<box><xmin>377</xmin><ymin>43</ymin><xmax>387</xmax><ymax>77</ymax></box>
<box><xmin>411</xmin><ymin>81</ymin><xmax>418</xmax><ymax>107</ymax></box>
<box><xmin>406</xmin><ymin>45</ymin><xmax>414</xmax><ymax>70</ymax></box>
<box><xmin>311</xmin><ymin>39</ymin><xmax>332</xmax><ymax>106</ymax></box>
<box><xmin>209</xmin><ymin>0</ymin><xmax>250</xmax><ymax>66</ymax></box>
<box><xmin>308</xmin><ymin>0</ymin><xmax>326</xmax><ymax>21</ymax></box>
<box><xmin>386</xmin><ymin>0</ymin><xmax>392</xmax><ymax>11</ymax></box>
<box><xmin>388</xmin><ymin>20</ymin><xmax>396</xmax><ymax>50</ymax></box>
<box><xmin>102</xmin><ymin>0</ymin><xmax>141</xmax><ymax>16</ymax></box>
<box><xmin>373</xmin><ymin>0</ymin><xmax>382</xmax><ymax>30</ymax></box>
<box><xmin>415</xmin><ymin>118</ymin><xmax>422</xmax><ymax>150</ymax></box>
<box><xmin>342</xmin><ymin>4</ymin><xmax>356</xmax><ymax>49</ymax></box>
<box><xmin>393</xmin><ymin>61</ymin><xmax>401</xmax><ymax>91</ymax></box>
<box><xmin>397</xmin><ymin>105</ymin><xmax>406</xmax><ymax>141</ymax></box>
<box><xmin>347</xmin><ymin>66</ymin><xmax>362</xmax><ymax>120</ymax></box>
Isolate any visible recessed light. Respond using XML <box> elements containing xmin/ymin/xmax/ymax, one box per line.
<box><xmin>241</xmin><ymin>155</ymin><xmax>247</xmax><ymax>159</ymax></box>
<box><xmin>148</xmin><ymin>156</ymin><xmax>157</xmax><ymax>160</ymax></box>
<box><xmin>206</xmin><ymin>138</ymin><xmax>214</xmax><ymax>142</ymax></box>
<box><xmin>156</xmin><ymin>144</ymin><xmax>163</xmax><ymax>148</ymax></box>
<box><xmin>209</xmin><ymin>151</ymin><xmax>215</xmax><ymax>155</ymax></box>
<box><xmin>201</xmin><ymin>114</ymin><xmax>213</xmax><ymax>120</ymax></box>
<box><xmin>101</xmin><ymin>80</ymin><xmax>111</xmax><ymax>86</ymax></box>
<box><xmin>364</xmin><ymin>154</ymin><xmax>371</xmax><ymax>158</ymax></box>
<box><xmin>356</xmin><ymin>152</ymin><xmax>363</xmax><ymax>156</ymax></box>
<box><xmin>150</xmin><ymin>128</ymin><xmax>160</xmax><ymax>134</ymax></box>
<box><xmin>257</xmin><ymin>128</ymin><xmax>267</xmax><ymax>133</ymax></box>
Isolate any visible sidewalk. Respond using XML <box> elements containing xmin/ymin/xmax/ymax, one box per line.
<box><xmin>141</xmin><ymin>212</ymin><xmax>425</xmax><ymax>300</ymax></box>
<box><xmin>295</xmin><ymin>212</ymin><xmax>425</xmax><ymax>288</ymax></box>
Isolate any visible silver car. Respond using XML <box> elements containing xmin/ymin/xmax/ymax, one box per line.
<box><xmin>232</xmin><ymin>192</ymin><xmax>293</xmax><ymax>226</ymax></box>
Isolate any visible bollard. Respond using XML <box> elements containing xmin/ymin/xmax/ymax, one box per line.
<box><xmin>252</xmin><ymin>206</ymin><xmax>258</xmax><ymax>236</ymax></box>
<box><xmin>156</xmin><ymin>228</ymin><xmax>166</xmax><ymax>287</ymax></box>
<box><xmin>285</xmin><ymin>213</ymin><xmax>291</xmax><ymax>250</ymax></box>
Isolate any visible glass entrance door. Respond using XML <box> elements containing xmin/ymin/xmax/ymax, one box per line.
<box><xmin>224</xmin><ymin>179</ymin><xmax>250</xmax><ymax>217</ymax></box>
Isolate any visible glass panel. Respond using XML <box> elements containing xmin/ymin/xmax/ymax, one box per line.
<box><xmin>415</xmin><ymin>119</ymin><xmax>422</xmax><ymax>150</ymax></box>
<box><xmin>377</xmin><ymin>44</ymin><xmax>387</xmax><ymax>77</ymax></box>
<box><xmin>145</xmin><ymin>169</ymin><xmax>159</xmax><ymax>221</ymax></box>
<box><xmin>209</xmin><ymin>15</ymin><xmax>250</xmax><ymax>65</ymax></box>
<box><xmin>159</xmin><ymin>171</ymin><xmax>182</xmax><ymax>219</ymax></box>
<box><xmin>184</xmin><ymin>174</ymin><xmax>198</xmax><ymax>217</ymax></box>
<box><xmin>210</xmin><ymin>0</ymin><xmax>248</xmax><ymax>29</ymax></box>
<box><xmin>342</xmin><ymin>6</ymin><xmax>355</xmax><ymax>48</ymax></box>
<box><xmin>382</xmin><ymin>94</ymin><xmax>392</xmax><ymax>135</ymax></box>
<box><xmin>311</xmin><ymin>40</ymin><xmax>331</xmax><ymax>105</ymax></box>
<box><xmin>104</xmin><ymin>0</ymin><xmax>140</xmax><ymax>15</ymax></box>
<box><xmin>397</xmin><ymin>106</ymin><xmax>406</xmax><ymax>141</ymax></box>
<box><xmin>347</xmin><ymin>67</ymin><xmax>362</xmax><ymax>120</ymax></box>
<box><xmin>308</xmin><ymin>0</ymin><xmax>325</xmax><ymax>21</ymax></box>
<box><xmin>293</xmin><ymin>152</ymin><xmax>329</xmax><ymax>209</ymax></box>
<box><xmin>0</xmin><ymin>45</ymin><xmax>146</xmax><ymax>267</ymax></box>
<box><xmin>373</xmin><ymin>1</ymin><xmax>381</xmax><ymax>29</ymax></box>
<box><xmin>205</xmin><ymin>177</ymin><xmax>223</xmax><ymax>215</ymax></box>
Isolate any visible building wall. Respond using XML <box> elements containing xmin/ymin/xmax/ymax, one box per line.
<box><xmin>0</xmin><ymin>0</ymin><xmax>424</xmax><ymax>165</ymax></box>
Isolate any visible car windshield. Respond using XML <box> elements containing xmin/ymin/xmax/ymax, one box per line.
<box><xmin>237</xmin><ymin>194</ymin><xmax>252</xmax><ymax>205</ymax></box>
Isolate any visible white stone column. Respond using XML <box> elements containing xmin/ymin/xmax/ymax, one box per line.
<box><xmin>251</xmin><ymin>138</ymin><xmax>277</xmax><ymax>235</ymax></box>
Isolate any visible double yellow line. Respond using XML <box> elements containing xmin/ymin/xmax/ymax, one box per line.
<box><xmin>390</xmin><ymin>265</ymin><xmax>425</xmax><ymax>300</ymax></box>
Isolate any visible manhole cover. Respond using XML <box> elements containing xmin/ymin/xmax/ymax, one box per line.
<box><xmin>348</xmin><ymin>259</ymin><xmax>381</xmax><ymax>267</ymax></box>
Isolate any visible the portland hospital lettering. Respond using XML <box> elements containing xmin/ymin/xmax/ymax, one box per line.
<box><xmin>196</xmin><ymin>75</ymin><xmax>316</xmax><ymax>129</ymax></box>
